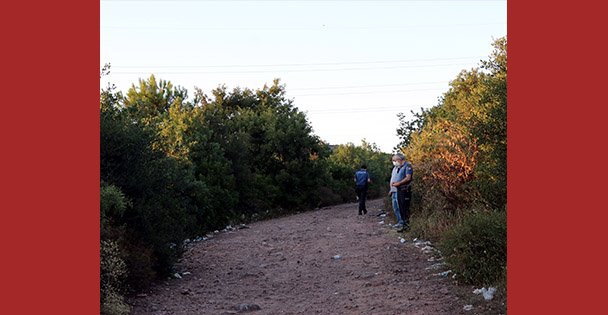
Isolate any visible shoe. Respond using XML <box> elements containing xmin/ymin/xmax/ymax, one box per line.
<box><xmin>393</xmin><ymin>224</ymin><xmax>403</xmax><ymax>229</ymax></box>
<box><xmin>363</xmin><ymin>209</ymin><xmax>368</xmax><ymax>215</ymax></box>
<box><xmin>396</xmin><ymin>224</ymin><xmax>410</xmax><ymax>232</ymax></box>
<box><xmin>358</xmin><ymin>212</ymin><xmax>363</xmax><ymax>215</ymax></box>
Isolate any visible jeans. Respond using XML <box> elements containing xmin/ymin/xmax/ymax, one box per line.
<box><xmin>391</xmin><ymin>192</ymin><xmax>404</xmax><ymax>225</ymax></box>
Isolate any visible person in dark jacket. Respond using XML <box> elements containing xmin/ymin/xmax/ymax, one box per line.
<box><xmin>354</xmin><ymin>164</ymin><xmax>371</xmax><ymax>215</ymax></box>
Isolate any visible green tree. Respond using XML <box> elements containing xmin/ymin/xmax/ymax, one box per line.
<box><xmin>201</xmin><ymin>79</ymin><xmax>328</xmax><ymax>212</ymax></box>
<box><xmin>101</xmin><ymin>84</ymin><xmax>205</xmax><ymax>289</ymax></box>
<box><xmin>123</xmin><ymin>75</ymin><xmax>189</xmax><ymax>126</ymax></box>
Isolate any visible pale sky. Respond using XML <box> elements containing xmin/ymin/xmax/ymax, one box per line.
<box><xmin>100</xmin><ymin>0</ymin><xmax>506</xmax><ymax>153</ymax></box>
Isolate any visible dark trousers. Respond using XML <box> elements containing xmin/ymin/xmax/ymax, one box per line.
<box><xmin>397</xmin><ymin>187</ymin><xmax>411</xmax><ymax>225</ymax></box>
<box><xmin>355</xmin><ymin>185</ymin><xmax>368</xmax><ymax>214</ymax></box>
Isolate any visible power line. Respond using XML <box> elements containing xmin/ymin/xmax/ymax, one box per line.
<box><xmin>110</xmin><ymin>57</ymin><xmax>482</xmax><ymax>69</ymax></box>
<box><xmin>307</xmin><ymin>110</ymin><xmax>410</xmax><ymax>115</ymax></box>
<box><xmin>306</xmin><ymin>105</ymin><xmax>425</xmax><ymax>114</ymax></box>
<box><xmin>305</xmin><ymin>105</ymin><xmax>425</xmax><ymax>114</ymax></box>
<box><xmin>110</xmin><ymin>62</ymin><xmax>476</xmax><ymax>75</ymax></box>
<box><xmin>291</xmin><ymin>87</ymin><xmax>444</xmax><ymax>97</ymax></box>
<box><xmin>289</xmin><ymin>81</ymin><xmax>447</xmax><ymax>91</ymax></box>
<box><xmin>102</xmin><ymin>23</ymin><xmax>505</xmax><ymax>31</ymax></box>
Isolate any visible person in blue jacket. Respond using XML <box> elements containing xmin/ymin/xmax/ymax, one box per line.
<box><xmin>354</xmin><ymin>164</ymin><xmax>371</xmax><ymax>215</ymax></box>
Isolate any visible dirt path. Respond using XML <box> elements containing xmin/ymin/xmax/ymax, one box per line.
<box><xmin>130</xmin><ymin>199</ymin><xmax>468</xmax><ymax>314</ymax></box>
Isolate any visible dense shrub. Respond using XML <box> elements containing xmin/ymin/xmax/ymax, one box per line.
<box><xmin>316</xmin><ymin>186</ymin><xmax>344</xmax><ymax>207</ymax></box>
<box><xmin>410</xmin><ymin>205</ymin><xmax>464</xmax><ymax>243</ymax></box>
<box><xmin>100</xmin><ymin>183</ymin><xmax>129</xmax><ymax>240</ymax></box>
<box><xmin>100</xmin><ymin>183</ymin><xmax>130</xmax><ymax>314</ymax></box>
<box><xmin>121</xmin><ymin>236</ymin><xmax>156</xmax><ymax>292</ymax></box>
<box><xmin>100</xmin><ymin>240</ymin><xmax>130</xmax><ymax>315</ymax></box>
<box><xmin>327</xmin><ymin>160</ymin><xmax>357</xmax><ymax>202</ymax></box>
<box><xmin>438</xmin><ymin>211</ymin><xmax>506</xmax><ymax>285</ymax></box>
<box><xmin>101</xmin><ymin>85</ymin><xmax>202</xmax><ymax>290</ymax></box>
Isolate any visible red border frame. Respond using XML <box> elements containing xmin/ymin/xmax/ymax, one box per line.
<box><xmin>5</xmin><ymin>0</ymin><xmax>606</xmax><ymax>313</ymax></box>
<box><xmin>2</xmin><ymin>0</ymin><xmax>100</xmax><ymax>313</ymax></box>
<box><xmin>508</xmin><ymin>0</ymin><xmax>607</xmax><ymax>313</ymax></box>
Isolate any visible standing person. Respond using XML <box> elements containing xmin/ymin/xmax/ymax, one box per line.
<box><xmin>354</xmin><ymin>164</ymin><xmax>371</xmax><ymax>215</ymax></box>
<box><xmin>391</xmin><ymin>153</ymin><xmax>414</xmax><ymax>231</ymax></box>
<box><xmin>389</xmin><ymin>154</ymin><xmax>405</xmax><ymax>229</ymax></box>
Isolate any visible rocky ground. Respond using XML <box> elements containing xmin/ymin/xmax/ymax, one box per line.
<box><xmin>130</xmin><ymin>198</ymin><xmax>505</xmax><ymax>314</ymax></box>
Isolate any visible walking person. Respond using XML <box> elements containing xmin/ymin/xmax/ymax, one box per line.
<box><xmin>354</xmin><ymin>164</ymin><xmax>371</xmax><ymax>215</ymax></box>
<box><xmin>390</xmin><ymin>153</ymin><xmax>414</xmax><ymax>231</ymax></box>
